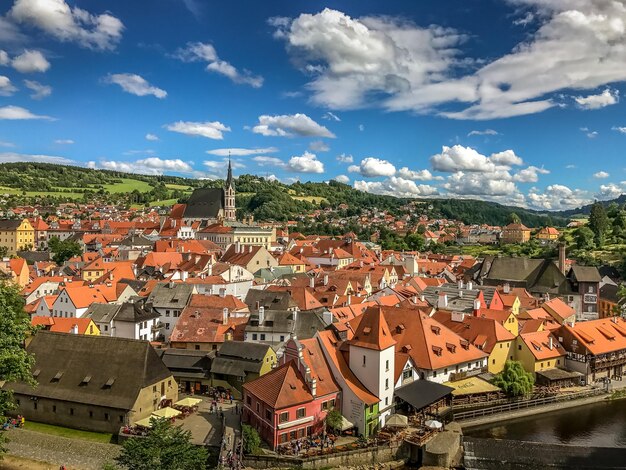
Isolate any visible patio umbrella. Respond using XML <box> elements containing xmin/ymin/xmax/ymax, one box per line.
<box><xmin>134</xmin><ymin>417</ymin><xmax>154</xmax><ymax>428</ymax></box>
<box><xmin>425</xmin><ymin>419</ymin><xmax>443</xmax><ymax>429</ymax></box>
<box><xmin>385</xmin><ymin>414</ymin><xmax>409</xmax><ymax>428</ymax></box>
<box><xmin>152</xmin><ymin>407</ymin><xmax>181</xmax><ymax>419</ymax></box>
<box><xmin>174</xmin><ymin>397</ymin><xmax>202</xmax><ymax>407</ymax></box>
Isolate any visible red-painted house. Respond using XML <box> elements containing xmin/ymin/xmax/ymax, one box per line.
<box><xmin>242</xmin><ymin>336</ymin><xmax>340</xmax><ymax>450</ymax></box>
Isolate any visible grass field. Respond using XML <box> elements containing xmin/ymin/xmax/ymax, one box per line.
<box><xmin>165</xmin><ymin>183</ymin><xmax>193</xmax><ymax>191</ymax></box>
<box><xmin>291</xmin><ymin>195</ymin><xmax>328</xmax><ymax>204</ymax></box>
<box><xmin>102</xmin><ymin>178</ymin><xmax>153</xmax><ymax>193</ymax></box>
<box><xmin>0</xmin><ymin>454</ymin><xmax>57</xmax><ymax>470</ymax></box>
<box><xmin>24</xmin><ymin>421</ymin><xmax>114</xmax><ymax>444</ymax></box>
<box><xmin>0</xmin><ymin>186</ymin><xmax>84</xmax><ymax>199</ymax></box>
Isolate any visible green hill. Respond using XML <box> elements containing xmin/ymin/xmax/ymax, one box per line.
<box><xmin>0</xmin><ymin>162</ymin><xmax>567</xmax><ymax>227</ymax></box>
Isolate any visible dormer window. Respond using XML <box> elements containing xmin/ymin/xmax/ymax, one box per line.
<box><xmin>51</xmin><ymin>371</ymin><xmax>63</xmax><ymax>382</ymax></box>
<box><xmin>430</xmin><ymin>325</ymin><xmax>441</xmax><ymax>335</ymax></box>
<box><xmin>446</xmin><ymin>342</ymin><xmax>456</xmax><ymax>353</ymax></box>
<box><xmin>432</xmin><ymin>346</ymin><xmax>443</xmax><ymax>356</ymax></box>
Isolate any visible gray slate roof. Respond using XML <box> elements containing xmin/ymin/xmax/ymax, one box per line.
<box><xmin>6</xmin><ymin>331</ymin><xmax>172</xmax><ymax>410</ymax></box>
<box><xmin>147</xmin><ymin>282</ymin><xmax>194</xmax><ymax>309</ymax></box>
<box><xmin>217</xmin><ymin>340</ymin><xmax>272</xmax><ymax>361</ymax></box>
<box><xmin>245</xmin><ymin>289</ymin><xmax>298</xmax><ymax>311</ymax></box>
<box><xmin>157</xmin><ymin>348</ymin><xmax>211</xmax><ymax>380</ymax></box>
<box><xmin>569</xmin><ymin>265</ymin><xmax>602</xmax><ymax>283</ymax></box>
<box><xmin>182</xmin><ymin>188</ymin><xmax>224</xmax><ymax>219</ymax></box>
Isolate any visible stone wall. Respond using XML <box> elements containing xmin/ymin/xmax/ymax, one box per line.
<box><xmin>464</xmin><ymin>437</ymin><xmax>626</xmax><ymax>469</ymax></box>
<box><xmin>243</xmin><ymin>441</ymin><xmax>408</xmax><ymax>469</ymax></box>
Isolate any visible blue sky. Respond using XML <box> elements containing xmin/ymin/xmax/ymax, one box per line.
<box><xmin>1</xmin><ymin>0</ymin><xmax>625</xmax><ymax>210</ymax></box>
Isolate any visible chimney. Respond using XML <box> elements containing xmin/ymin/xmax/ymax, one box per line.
<box><xmin>558</xmin><ymin>243</ymin><xmax>566</xmax><ymax>275</ymax></box>
<box><xmin>258</xmin><ymin>306</ymin><xmax>265</xmax><ymax>325</ymax></box>
<box><xmin>219</xmin><ymin>288</ymin><xmax>226</xmax><ymax>298</ymax></box>
<box><xmin>235</xmin><ymin>241</ymin><xmax>240</xmax><ymax>253</ymax></box>
<box><xmin>503</xmin><ymin>283</ymin><xmax>510</xmax><ymax>294</ymax></box>
<box><xmin>71</xmin><ymin>324</ymin><xmax>78</xmax><ymax>335</ymax></box>
<box><xmin>467</xmin><ymin>281</ymin><xmax>473</xmax><ymax>290</ymax></box>
<box><xmin>458</xmin><ymin>280</ymin><xmax>464</xmax><ymax>290</ymax></box>
<box><xmin>420</xmin><ymin>294</ymin><xmax>425</xmax><ymax>302</ymax></box>
<box><xmin>347</xmin><ymin>294</ymin><xmax>352</xmax><ymax>305</ymax></box>
<box><xmin>181</xmin><ymin>271</ymin><xmax>188</xmax><ymax>282</ymax></box>
<box><xmin>473</xmin><ymin>299</ymin><xmax>481</xmax><ymax>316</ymax></box>
<box><xmin>438</xmin><ymin>293</ymin><xmax>448</xmax><ymax>308</ymax></box>
<box><xmin>222</xmin><ymin>308</ymin><xmax>229</xmax><ymax>326</ymax></box>
<box><xmin>208</xmin><ymin>263</ymin><xmax>213</xmax><ymax>276</ymax></box>
<box><xmin>310</xmin><ymin>377</ymin><xmax>317</xmax><ymax>397</ymax></box>
<box><xmin>249</xmin><ymin>245</ymin><xmax>253</xmax><ymax>253</ymax></box>
<box><xmin>549</xmin><ymin>336</ymin><xmax>554</xmax><ymax>350</ymax></box>
<box><xmin>168</xmin><ymin>280</ymin><xmax>175</xmax><ymax>289</ymax></box>
<box><xmin>323</xmin><ymin>274</ymin><xmax>328</xmax><ymax>286</ymax></box>
<box><xmin>309</xmin><ymin>276</ymin><xmax>315</xmax><ymax>289</ymax></box>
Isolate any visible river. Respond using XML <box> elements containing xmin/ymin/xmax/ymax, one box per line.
<box><xmin>466</xmin><ymin>399</ymin><xmax>626</xmax><ymax>447</ymax></box>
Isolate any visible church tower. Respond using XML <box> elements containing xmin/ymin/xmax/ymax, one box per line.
<box><xmin>224</xmin><ymin>158</ymin><xmax>236</xmax><ymax>221</ymax></box>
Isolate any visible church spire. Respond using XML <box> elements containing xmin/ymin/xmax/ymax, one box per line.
<box><xmin>223</xmin><ymin>152</ymin><xmax>236</xmax><ymax>222</ymax></box>
<box><xmin>226</xmin><ymin>153</ymin><xmax>233</xmax><ymax>189</ymax></box>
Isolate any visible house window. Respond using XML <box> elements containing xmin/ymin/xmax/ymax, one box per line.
<box><xmin>70</xmin><ymin>408</ymin><xmax>74</xmax><ymax>415</ymax></box>
<box><xmin>402</xmin><ymin>370</ymin><xmax>412</xmax><ymax>380</ymax></box>
<box><xmin>385</xmin><ymin>397</ymin><xmax>388</xmax><ymax>406</ymax></box>
<box><xmin>104</xmin><ymin>413</ymin><xmax>109</xmax><ymax>420</ymax></box>
<box><xmin>52</xmin><ymin>405</ymin><xmax>56</xmax><ymax>413</ymax></box>
<box><xmin>260</xmin><ymin>334</ymin><xmax>266</xmax><ymax>341</ymax></box>
<box><xmin>247</xmin><ymin>396</ymin><xmax>251</xmax><ymax>405</ymax></box>
<box><xmin>195</xmin><ymin>345</ymin><xmax>200</xmax><ymax>350</ymax></box>
<box><xmin>279</xmin><ymin>412</ymin><xmax>289</xmax><ymax>423</ymax></box>
<box><xmin>296</xmin><ymin>407</ymin><xmax>306</xmax><ymax>419</ymax></box>
<box><xmin>252</xmin><ymin>334</ymin><xmax>258</xmax><ymax>341</ymax></box>
<box><xmin>385</xmin><ymin>378</ymin><xmax>389</xmax><ymax>390</ymax></box>
<box><xmin>89</xmin><ymin>411</ymin><xmax>93</xmax><ymax>418</ymax></box>
<box><xmin>362</xmin><ymin>355</ymin><xmax>366</xmax><ymax>367</ymax></box>
<box><xmin>33</xmin><ymin>402</ymin><xmax>37</xmax><ymax>410</ymax></box>
<box><xmin>280</xmin><ymin>335</ymin><xmax>285</xmax><ymax>342</ymax></box>
<box><xmin>119</xmin><ymin>416</ymin><xmax>124</xmax><ymax>423</ymax></box>
<box><xmin>265</xmin><ymin>409</ymin><xmax>272</xmax><ymax>421</ymax></box>
<box><xmin>256</xmin><ymin>403</ymin><xmax>260</xmax><ymax>413</ymax></box>
<box><xmin>433</xmin><ymin>370</ymin><xmax>437</xmax><ymax>377</ymax></box>
<box><xmin>518</xmin><ymin>345</ymin><xmax>522</xmax><ymax>350</ymax></box>
<box><xmin>385</xmin><ymin>360</ymin><xmax>389</xmax><ymax>371</ymax></box>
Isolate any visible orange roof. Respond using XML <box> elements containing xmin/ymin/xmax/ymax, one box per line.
<box><xmin>298</xmin><ymin>337</ymin><xmax>341</xmax><ymax>398</ymax></box>
<box><xmin>561</xmin><ymin>317</ymin><xmax>626</xmax><ymax>356</ymax></box>
<box><xmin>433</xmin><ymin>311</ymin><xmax>515</xmax><ymax>354</ymax></box>
<box><xmin>243</xmin><ymin>360</ymin><xmax>314</xmax><ymax>409</ymax></box>
<box><xmin>170</xmin><ymin>307</ymin><xmax>247</xmax><ymax>344</ymax></box>
<box><xmin>31</xmin><ymin>316</ymin><xmax>95</xmax><ymax>335</ymax></box>
<box><xmin>348</xmin><ymin>306</ymin><xmax>396</xmax><ymax>351</ymax></box>
<box><xmin>188</xmin><ymin>293</ymin><xmax>247</xmax><ymax>311</ymax></box>
<box><xmin>278</xmin><ymin>252</ymin><xmax>306</xmax><ymax>266</ymax></box>
<box><xmin>62</xmin><ymin>286</ymin><xmax>108</xmax><ymax>309</ymax></box>
<box><xmin>542</xmin><ymin>298</ymin><xmax>575</xmax><ymax>323</ymax></box>
<box><xmin>519</xmin><ymin>330</ymin><xmax>565</xmax><ymax>361</ymax></box>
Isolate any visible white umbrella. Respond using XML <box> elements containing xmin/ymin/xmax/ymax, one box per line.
<box><xmin>386</xmin><ymin>414</ymin><xmax>409</xmax><ymax>428</ymax></box>
<box><xmin>425</xmin><ymin>419</ymin><xmax>443</xmax><ymax>429</ymax></box>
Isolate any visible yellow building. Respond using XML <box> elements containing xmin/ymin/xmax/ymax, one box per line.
<box><xmin>536</xmin><ymin>227</ymin><xmax>560</xmax><ymax>241</ymax></box>
<box><xmin>501</xmin><ymin>223</ymin><xmax>531</xmax><ymax>244</ymax></box>
<box><xmin>0</xmin><ymin>219</ymin><xmax>35</xmax><ymax>255</ymax></box>
<box><xmin>515</xmin><ymin>330</ymin><xmax>566</xmax><ymax>373</ymax></box>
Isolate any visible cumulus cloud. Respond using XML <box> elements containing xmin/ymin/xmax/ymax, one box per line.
<box><xmin>165</xmin><ymin>120</ymin><xmax>230</xmax><ymax>139</ymax></box>
<box><xmin>443</xmin><ymin>170</ymin><xmax>518</xmax><ymax>197</ymax></box>
<box><xmin>273</xmin><ymin>5</ymin><xmax>626</xmax><ymax>120</ymax></box>
<box><xmin>251</xmin><ymin>113</ymin><xmax>335</xmax><ymax>138</ymax></box>
<box><xmin>105</xmin><ymin>73</ymin><xmax>167</xmax><ymax>99</ymax></box>
<box><xmin>24</xmin><ymin>79</ymin><xmax>51</xmax><ymax>99</ymax></box>
<box><xmin>334</xmin><ymin>174</ymin><xmax>349</xmax><ymax>184</ymax></box>
<box><xmin>0</xmin><ymin>76</ymin><xmax>17</xmax><ymax>96</ymax></box>
<box><xmin>397</xmin><ymin>167</ymin><xmax>435</xmax><ymax>181</ymax></box>
<box><xmin>96</xmin><ymin>157</ymin><xmax>194</xmax><ymax>175</ymax></box>
<box><xmin>354</xmin><ymin>177</ymin><xmax>438</xmax><ymax>198</ymax></box>
<box><xmin>597</xmin><ymin>182</ymin><xmax>626</xmax><ymax>200</ymax></box>
<box><xmin>0</xmin><ymin>151</ymin><xmax>72</xmax><ymax>164</ymax></box>
<box><xmin>349</xmin><ymin>157</ymin><xmax>396</xmax><ymax>177</ymax></box>
<box><xmin>431</xmin><ymin>145</ymin><xmax>523</xmax><ymax>173</ymax></box>
<box><xmin>0</xmin><ymin>105</ymin><xmax>52</xmax><ymax>120</ymax></box>
<box><xmin>287</xmin><ymin>151</ymin><xmax>324</xmax><ymax>173</ymax></box>
<box><xmin>593</xmin><ymin>171</ymin><xmax>610</xmax><ymax>179</ymax></box>
<box><xmin>309</xmin><ymin>140</ymin><xmax>329</xmax><ymax>152</ymax></box>
<box><xmin>145</xmin><ymin>133</ymin><xmax>159</xmax><ymax>141</ymax></box>
<box><xmin>468</xmin><ymin>129</ymin><xmax>499</xmax><ymax>137</ymax></box>
<box><xmin>9</xmin><ymin>0</ymin><xmax>124</xmax><ymax>50</ymax></box>
<box><xmin>527</xmin><ymin>184</ymin><xmax>590</xmax><ymax>210</ymax></box>
<box><xmin>513</xmin><ymin>165</ymin><xmax>550</xmax><ymax>183</ymax></box>
<box><xmin>54</xmin><ymin>139</ymin><xmax>74</xmax><ymax>144</ymax></box>
<box><xmin>207</xmin><ymin>147</ymin><xmax>278</xmax><ymax>157</ymax></box>
<box><xmin>580</xmin><ymin>127</ymin><xmax>598</xmax><ymax>138</ymax></box>
<box><xmin>174</xmin><ymin>42</ymin><xmax>263</xmax><ymax>88</ymax></box>
<box><xmin>11</xmin><ymin>50</ymin><xmax>50</xmax><ymax>73</ymax></box>
<box><xmin>574</xmin><ymin>89</ymin><xmax>619</xmax><ymax>110</ymax></box>
<box><xmin>612</xmin><ymin>126</ymin><xmax>626</xmax><ymax>134</ymax></box>
<box><xmin>336</xmin><ymin>153</ymin><xmax>353</xmax><ymax>164</ymax></box>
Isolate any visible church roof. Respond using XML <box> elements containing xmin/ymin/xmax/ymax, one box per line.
<box><xmin>182</xmin><ymin>188</ymin><xmax>225</xmax><ymax>219</ymax></box>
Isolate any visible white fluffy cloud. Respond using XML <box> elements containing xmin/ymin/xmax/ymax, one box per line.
<box><xmin>443</xmin><ymin>170</ymin><xmax>518</xmax><ymax>197</ymax></box>
<box><xmin>105</xmin><ymin>74</ymin><xmax>167</xmax><ymax>99</ymax></box>
<box><xmin>0</xmin><ymin>76</ymin><xmax>17</xmax><ymax>96</ymax></box>
<box><xmin>574</xmin><ymin>89</ymin><xmax>619</xmax><ymax>110</ymax></box>
<box><xmin>527</xmin><ymin>184</ymin><xmax>589</xmax><ymax>210</ymax></box>
<box><xmin>349</xmin><ymin>157</ymin><xmax>396</xmax><ymax>177</ymax></box>
<box><xmin>273</xmin><ymin>4</ymin><xmax>626</xmax><ymax>120</ymax></box>
<box><xmin>54</xmin><ymin>139</ymin><xmax>73</xmax><ymax>144</ymax></box>
<box><xmin>24</xmin><ymin>79</ymin><xmax>51</xmax><ymax>99</ymax></box>
<box><xmin>251</xmin><ymin>113</ymin><xmax>335</xmax><ymax>138</ymax></box>
<box><xmin>11</xmin><ymin>50</ymin><xmax>50</xmax><ymax>73</ymax></box>
<box><xmin>593</xmin><ymin>171</ymin><xmax>610</xmax><ymax>179</ymax></box>
<box><xmin>207</xmin><ymin>147</ymin><xmax>278</xmax><ymax>157</ymax></box>
<box><xmin>165</xmin><ymin>120</ymin><xmax>230</xmax><ymax>139</ymax></box>
<box><xmin>0</xmin><ymin>105</ymin><xmax>52</xmax><ymax>120</ymax></box>
<box><xmin>0</xmin><ymin>151</ymin><xmax>72</xmax><ymax>164</ymax></box>
<box><xmin>96</xmin><ymin>157</ymin><xmax>193</xmax><ymax>175</ymax></box>
<box><xmin>309</xmin><ymin>140</ymin><xmax>330</xmax><ymax>152</ymax></box>
<box><xmin>336</xmin><ymin>153</ymin><xmax>353</xmax><ymax>164</ymax></box>
<box><xmin>468</xmin><ymin>129</ymin><xmax>499</xmax><ymax>137</ymax></box>
<box><xmin>145</xmin><ymin>133</ymin><xmax>159</xmax><ymax>141</ymax></box>
<box><xmin>334</xmin><ymin>174</ymin><xmax>349</xmax><ymax>184</ymax></box>
<box><xmin>612</xmin><ymin>126</ymin><xmax>626</xmax><ymax>134</ymax></box>
<box><xmin>354</xmin><ymin>177</ymin><xmax>438</xmax><ymax>198</ymax></box>
<box><xmin>512</xmin><ymin>165</ymin><xmax>550</xmax><ymax>183</ymax></box>
<box><xmin>431</xmin><ymin>145</ymin><xmax>523</xmax><ymax>173</ymax></box>
<box><xmin>287</xmin><ymin>151</ymin><xmax>324</xmax><ymax>173</ymax></box>
<box><xmin>174</xmin><ymin>42</ymin><xmax>263</xmax><ymax>88</ymax></box>
<box><xmin>396</xmin><ymin>167</ymin><xmax>435</xmax><ymax>181</ymax></box>
<box><xmin>9</xmin><ymin>0</ymin><xmax>124</xmax><ymax>50</ymax></box>
<box><xmin>597</xmin><ymin>182</ymin><xmax>626</xmax><ymax>200</ymax></box>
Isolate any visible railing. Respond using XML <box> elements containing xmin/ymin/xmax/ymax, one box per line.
<box><xmin>453</xmin><ymin>388</ymin><xmax>607</xmax><ymax>421</ymax></box>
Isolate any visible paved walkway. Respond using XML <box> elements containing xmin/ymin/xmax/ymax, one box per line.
<box><xmin>5</xmin><ymin>428</ymin><xmax>119</xmax><ymax>470</ymax></box>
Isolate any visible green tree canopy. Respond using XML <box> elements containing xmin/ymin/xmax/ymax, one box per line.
<box><xmin>589</xmin><ymin>202</ymin><xmax>610</xmax><ymax>245</ymax></box>
<box><xmin>574</xmin><ymin>226</ymin><xmax>596</xmax><ymax>250</ymax></box>
<box><xmin>325</xmin><ymin>409</ymin><xmax>343</xmax><ymax>433</ymax></box>
<box><xmin>492</xmin><ymin>361</ymin><xmax>534</xmax><ymax>397</ymax></box>
<box><xmin>48</xmin><ymin>236</ymin><xmax>83</xmax><ymax>265</ymax></box>
<box><xmin>509</xmin><ymin>212</ymin><xmax>521</xmax><ymax>224</ymax></box>
<box><xmin>242</xmin><ymin>424</ymin><xmax>261</xmax><ymax>455</ymax></box>
<box><xmin>0</xmin><ymin>281</ymin><xmax>35</xmax><ymax>455</ymax></box>
<box><xmin>115</xmin><ymin>418</ymin><xmax>207</xmax><ymax>470</ymax></box>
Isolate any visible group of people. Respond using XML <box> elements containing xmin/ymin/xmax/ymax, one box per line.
<box><xmin>277</xmin><ymin>434</ymin><xmax>336</xmax><ymax>456</ymax></box>
<box><xmin>2</xmin><ymin>415</ymin><xmax>25</xmax><ymax>430</ymax></box>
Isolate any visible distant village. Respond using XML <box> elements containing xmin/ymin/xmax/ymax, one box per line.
<box><xmin>1</xmin><ymin>165</ymin><xmax>624</xmax><ymax>467</ymax></box>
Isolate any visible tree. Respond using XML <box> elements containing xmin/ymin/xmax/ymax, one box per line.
<box><xmin>492</xmin><ymin>360</ymin><xmax>534</xmax><ymax>397</ymax></box>
<box><xmin>0</xmin><ymin>281</ymin><xmax>36</xmax><ymax>455</ymax></box>
<box><xmin>325</xmin><ymin>408</ymin><xmax>343</xmax><ymax>433</ymax></box>
<box><xmin>115</xmin><ymin>418</ymin><xmax>207</xmax><ymax>470</ymax></box>
<box><xmin>508</xmin><ymin>212</ymin><xmax>521</xmax><ymax>224</ymax></box>
<box><xmin>405</xmin><ymin>232</ymin><xmax>426</xmax><ymax>251</ymax></box>
<box><xmin>48</xmin><ymin>236</ymin><xmax>82</xmax><ymax>265</ymax></box>
<box><xmin>0</xmin><ymin>246</ymin><xmax>7</xmax><ymax>259</ymax></box>
<box><xmin>589</xmin><ymin>202</ymin><xmax>610</xmax><ymax>245</ymax></box>
<box><xmin>574</xmin><ymin>226</ymin><xmax>596</xmax><ymax>250</ymax></box>
<box><xmin>241</xmin><ymin>424</ymin><xmax>261</xmax><ymax>455</ymax></box>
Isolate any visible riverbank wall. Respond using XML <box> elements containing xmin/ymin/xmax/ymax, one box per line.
<box><xmin>464</xmin><ymin>437</ymin><xmax>626</xmax><ymax>469</ymax></box>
